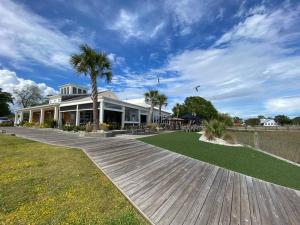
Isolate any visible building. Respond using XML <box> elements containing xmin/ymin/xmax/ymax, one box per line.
<box><xmin>260</xmin><ymin>118</ymin><xmax>278</xmax><ymax>127</ymax></box>
<box><xmin>14</xmin><ymin>84</ymin><xmax>171</xmax><ymax>128</ymax></box>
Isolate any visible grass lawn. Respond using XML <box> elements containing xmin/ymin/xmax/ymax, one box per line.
<box><xmin>0</xmin><ymin>135</ymin><xmax>148</xmax><ymax>225</ymax></box>
<box><xmin>139</xmin><ymin>131</ymin><xmax>300</xmax><ymax>191</ymax></box>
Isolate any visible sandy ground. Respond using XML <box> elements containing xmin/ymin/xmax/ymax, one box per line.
<box><xmin>198</xmin><ymin>131</ymin><xmax>243</xmax><ymax>147</ymax></box>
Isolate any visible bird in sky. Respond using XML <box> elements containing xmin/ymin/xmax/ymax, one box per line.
<box><xmin>194</xmin><ymin>85</ymin><xmax>201</xmax><ymax>92</ymax></box>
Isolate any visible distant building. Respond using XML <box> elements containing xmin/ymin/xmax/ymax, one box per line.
<box><xmin>14</xmin><ymin>83</ymin><xmax>171</xmax><ymax>128</ymax></box>
<box><xmin>260</xmin><ymin>118</ymin><xmax>277</xmax><ymax>127</ymax></box>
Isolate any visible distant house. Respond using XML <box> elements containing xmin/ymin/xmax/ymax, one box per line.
<box><xmin>260</xmin><ymin>118</ymin><xmax>277</xmax><ymax>127</ymax></box>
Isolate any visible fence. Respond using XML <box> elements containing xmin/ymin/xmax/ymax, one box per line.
<box><xmin>227</xmin><ymin>130</ymin><xmax>300</xmax><ymax>164</ymax></box>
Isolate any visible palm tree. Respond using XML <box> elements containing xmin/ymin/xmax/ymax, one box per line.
<box><xmin>157</xmin><ymin>94</ymin><xmax>168</xmax><ymax>126</ymax></box>
<box><xmin>144</xmin><ymin>90</ymin><xmax>159</xmax><ymax>125</ymax></box>
<box><xmin>70</xmin><ymin>44</ymin><xmax>112</xmax><ymax>131</ymax></box>
<box><xmin>173</xmin><ymin>103</ymin><xmax>181</xmax><ymax>118</ymax></box>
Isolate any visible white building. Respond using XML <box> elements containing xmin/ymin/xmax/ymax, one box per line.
<box><xmin>260</xmin><ymin>118</ymin><xmax>278</xmax><ymax>127</ymax></box>
<box><xmin>14</xmin><ymin>84</ymin><xmax>171</xmax><ymax>129</ymax></box>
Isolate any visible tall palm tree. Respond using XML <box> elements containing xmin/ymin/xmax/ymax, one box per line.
<box><xmin>144</xmin><ymin>90</ymin><xmax>159</xmax><ymax>125</ymax></box>
<box><xmin>70</xmin><ymin>44</ymin><xmax>112</xmax><ymax>131</ymax></box>
<box><xmin>157</xmin><ymin>94</ymin><xmax>168</xmax><ymax>126</ymax></box>
<box><xmin>173</xmin><ymin>103</ymin><xmax>181</xmax><ymax>118</ymax></box>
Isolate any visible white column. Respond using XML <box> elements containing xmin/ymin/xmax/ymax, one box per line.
<box><xmin>54</xmin><ymin>106</ymin><xmax>59</xmax><ymax>121</ymax></box>
<box><xmin>14</xmin><ymin>112</ymin><xmax>18</xmax><ymax>125</ymax></box>
<box><xmin>99</xmin><ymin>101</ymin><xmax>104</xmax><ymax>124</ymax></box>
<box><xmin>19</xmin><ymin>111</ymin><xmax>23</xmax><ymax>124</ymax></box>
<box><xmin>121</xmin><ymin>106</ymin><xmax>125</xmax><ymax>129</ymax></box>
<box><xmin>138</xmin><ymin>109</ymin><xmax>141</xmax><ymax>124</ymax></box>
<box><xmin>58</xmin><ymin>112</ymin><xmax>63</xmax><ymax>128</ymax></box>
<box><xmin>29</xmin><ymin>110</ymin><xmax>33</xmax><ymax>123</ymax></box>
<box><xmin>75</xmin><ymin>105</ymin><xmax>80</xmax><ymax>126</ymax></box>
<box><xmin>40</xmin><ymin>108</ymin><xmax>44</xmax><ymax>124</ymax></box>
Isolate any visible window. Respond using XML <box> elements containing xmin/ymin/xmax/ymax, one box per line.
<box><xmin>83</xmin><ymin>90</ymin><xmax>87</xmax><ymax>94</ymax></box>
<box><xmin>125</xmin><ymin>107</ymin><xmax>139</xmax><ymax>122</ymax></box>
<box><xmin>66</xmin><ymin>87</ymin><xmax>69</xmax><ymax>94</ymax></box>
<box><xmin>73</xmin><ymin>87</ymin><xmax>77</xmax><ymax>94</ymax></box>
<box><xmin>60</xmin><ymin>89</ymin><xmax>63</xmax><ymax>94</ymax></box>
<box><xmin>78</xmin><ymin>89</ymin><xmax>82</xmax><ymax>94</ymax></box>
<box><xmin>63</xmin><ymin>88</ymin><xmax>66</xmax><ymax>95</ymax></box>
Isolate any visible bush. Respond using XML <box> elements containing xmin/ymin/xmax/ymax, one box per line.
<box><xmin>23</xmin><ymin>122</ymin><xmax>35</xmax><ymax>127</ymax></box>
<box><xmin>223</xmin><ymin>133</ymin><xmax>235</xmax><ymax>144</ymax></box>
<box><xmin>99</xmin><ymin>123</ymin><xmax>110</xmax><ymax>131</ymax></box>
<box><xmin>0</xmin><ymin>121</ymin><xmax>14</xmax><ymax>127</ymax></box>
<box><xmin>85</xmin><ymin>122</ymin><xmax>93</xmax><ymax>132</ymax></box>
<box><xmin>44</xmin><ymin>118</ymin><xmax>57</xmax><ymax>128</ymax></box>
<box><xmin>204</xmin><ymin>119</ymin><xmax>225</xmax><ymax>140</ymax></box>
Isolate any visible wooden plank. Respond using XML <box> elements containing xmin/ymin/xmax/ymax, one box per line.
<box><xmin>194</xmin><ymin>169</ymin><xmax>224</xmax><ymax>225</ymax></box>
<box><xmin>168</xmin><ymin>165</ymin><xmax>215</xmax><ymax>225</ymax></box>
<box><xmin>153</xmin><ymin>164</ymin><xmax>211</xmax><ymax>225</ymax></box>
<box><xmin>218</xmin><ymin>171</ymin><xmax>234</xmax><ymax>225</ymax></box>
<box><xmin>245</xmin><ymin>176</ymin><xmax>261</xmax><ymax>225</ymax></box>
<box><xmin>206</xmin><ymin>170</ymin><xmax>229</xmax><ymax>225</ymax></box>
<box><xmin>142</xmin><ymin>161</ymin><xmax>201</xmax><ymax>217</ymax></box>
<box><xmin>252</xmin><ymin>179</ymin><xmax>272</xmax><ymax>225</ymax></box>
<box><xmin>240</xmin><ymin>175</ymin><xmax>251</xmax><ymax>225</ymax></box>
<box><xmin>230</xmin><ymin>172</ymin><xmax>241</xmax><ymax>225</ymax></box>
<box><xmin>182</xmin><ymin>167</ymin><xmax>219</xmax><ymax>225</ymax></box>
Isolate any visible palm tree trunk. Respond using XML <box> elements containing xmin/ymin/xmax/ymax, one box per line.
<box><xmin>147</xmin><ymin>104</ymin><xmax>153</xmax><ymax>125</ymax></box>
<box><xmin>91</xmin><ymin>75</ymin><xmax>99</xmax><ymax>131</ymax></box>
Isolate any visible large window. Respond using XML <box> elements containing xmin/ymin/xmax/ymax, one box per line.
<box><xmin>73</xmin><ymin>87</ymin><xmax>77</xmax><ymax>94</ymax></box>
<box><xmin>104</xmin><ymin>102</ymin><xmax>122</xmax><ymax>110</ymax></box>
<box><xmin>125</xmin><ymin>107</ymin><xmax>139</xmax><ymax>122</ymax></box>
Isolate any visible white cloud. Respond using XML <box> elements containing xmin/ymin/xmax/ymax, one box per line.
<box><xmin>0</xmin><ymin>0</ymin><xmax>79</xmax><ymax>69</ymax></box>
<box><xmin>109</xmin><ymin>9</ymin><xmax>164</xmax><ymax>40</ymax></box>
<box><xmin>154</xmin><ymin>5</ymin><xmax>300</xmax><ymax>116</ymax></box>
<box><xmin>265</xmin><ymin>96</ymin><xmax>300</xmax><ymax>114</ymax></box>
<box><xmin>0</xmin><ymin>69</ymin><xmax>57</xmax><ymax>109</ymax></box>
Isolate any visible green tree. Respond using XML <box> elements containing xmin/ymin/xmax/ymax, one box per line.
<box><xmin>157</xmin><ymin>94</ymin><xmax>168</xmax><ymax>126</ymax></box>
<box><xmin>292</xmin><ymin>116</ymin><xmax>300</xmax><ymax>125</ymax></box>
<box><xmin>0</xmin><ymin>88</ymin><xmax>13</xmax><ymax>116</ymax></box>
<box><xmin>245</xmin><ymin>118</ymin><xmax>260</xmax><ymax>126</ymax></box>
<box><xmin>183</xmin><ymin>96</ymin><xmax>218</xmax><ymax>120</ymax></box>
<box><xmin>217</xmin><ymin>113</ymin><xmax>233</xmax><ymax>126</ymax></box>
<box><xmin>172</xmin><ymin>103</ymin><xmax>181</xmax><ymax>118</ymax></box>
<box><xmin>258</xmin><ymin>115</ymin><xmax>265</xmax><ymax>119</ymax></box>
<box><xmin>274</xmin><ymin>115</ymin><xmax>292</xmax><ymax>125</ymax></box>
<box><xmin>70</xmin><ymin>44</ymin><xmax>112</xmax><ymax>131</ymax></box>
<box><xmin>13</xmin><ymin>84</ymin><xmax>43</xmax><ymax>108</ymax></box>
<box><xmin>144</xmin><ymin>90</ymin><xmax>159</xmax><ymax>125</ymax></box>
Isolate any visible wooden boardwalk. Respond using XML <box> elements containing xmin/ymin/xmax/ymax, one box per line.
<box><xmin>3</xmin><ymin>127</ymin><xmax>300</xmax><ymax>225</ymax></box>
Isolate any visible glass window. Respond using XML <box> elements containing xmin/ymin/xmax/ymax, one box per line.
<box><xmin>67</xmin><ymin>87</ymin><xmax>69</xmax><ymax>94</ymax></box>
<box><xmin>73</xmin><ymin>87</ymin><xmax>77</xmax><ymax>94</ymax></box>
<box><xmin>83</xmin><ymin>90</ymin><xmax>87</xmax><ymax>94</ymax></box>
<box><xmin>125</xmin><ymin>107</ymin><xmax>138</xmax><ymax>122</ymax></box>
<box><xmin>78</xmin><ymin>89</ymin><xmax>82</xmax><ymax>94</ymax></box>
<box><xmin>60</xmin><ymin>88</ymin><xmax>63</xmax><ymax>94</ymax></box>
<box><xmin>104</xmin><ymin>102</ymin><xmax>122</xmax><ymax>110</ymax></box>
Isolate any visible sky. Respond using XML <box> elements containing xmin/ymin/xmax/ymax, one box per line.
<box><xmin>0</xmin><ymin>0</ymin><xmax>300</xmax><ymax>118</ymax></box>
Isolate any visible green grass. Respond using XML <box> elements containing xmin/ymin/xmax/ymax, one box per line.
<box><xmin>0</xmin><ymin>135</ymin><xmax>148</xmax><ymax>225</ymax></box>
<box><xmin>139</xmin><ymin>131</ymin><xmax>300</xmax><ymax>191</ymax></box>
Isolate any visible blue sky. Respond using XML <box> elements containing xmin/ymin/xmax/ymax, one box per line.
<box><xmin>0</xmin><ymin>0</ymin><xmax>300</xmax><ymax>118</ymax></box>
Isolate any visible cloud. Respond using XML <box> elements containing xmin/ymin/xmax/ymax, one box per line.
<box><xmin>153</xmin><ymin>4</ymin><xmax>300</xmax><ymax>116</ymax></box>
<box><xmin>265</xmin><ymin>96</ymin><xmax>300</xmax><ymax>115</ymax></box>
<box><xmin>0</xmin><ymin>0</ymin><xmax>80</xmax><ymax>69</ymax></box>
<box><xmin>0</xmin><ymin>69</ymin><xmax>57</xmax><ymax>109</ymax></box>
<box><xmin>109</xmin><ymin>9</ymin><xmax>164</xmax><ymax>40</ymax></box>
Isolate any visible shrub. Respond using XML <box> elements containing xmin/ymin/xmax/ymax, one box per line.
<box><xmin>204</xmin><ymin>119</ymin><xmax>225</xmax><ymax>140</ymax></box>
<box><xmin>23</xmin><ymin>122</ymin><xmax>34</xmax><ymax>127</ymax></box>
<box><xmin>85</xmin><ymin>122</ymin><xmax>93</xmax><ymax>132</ymax></box>
<box><xmin>99</xmin><ymin>123</ymin><xmax>110</xmax><ymax>131</ymax></box>
<box><xmin>0</xmin><ymin>121</ymin><xmax>13</xmax><ymax>127</ymax></box>
<box><xmin>223</xmin><ymin>133</ymin><xmax>235</xmax><ymax>144</ymax></box>
<box><xmin>44</xmin><ymin>118</ymin><xmax>57</xmax><ymax>128</ymax></box>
